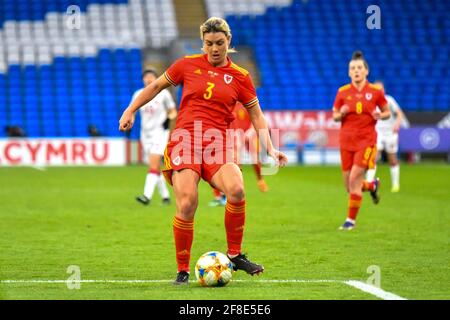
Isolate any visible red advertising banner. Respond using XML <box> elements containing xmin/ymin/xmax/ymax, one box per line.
<box><xmin>264</xmin><ymin>111</ymin><xmax>340</xmax><ymax>148</ymax></box>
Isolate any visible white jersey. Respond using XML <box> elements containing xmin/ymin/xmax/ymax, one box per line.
<box><xmin>376</xmin><ymin>95</ymin><xmax>401</xmax><ymax>136</ymax></box>
<box><xmin>131</xmin><ymin>88</ymin><xmax>176</xmax><ymax>134</ymax></box>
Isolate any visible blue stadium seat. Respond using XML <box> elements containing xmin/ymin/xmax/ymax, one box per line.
<box><xmin>1</xmin><ymin>0</ymin><xmax>447</xmax><ymax>139</ymax></box>
<box><xmin>227</xmin><ymin>0</ymin><xmax>448</xmax><ymax>112</ymax></box>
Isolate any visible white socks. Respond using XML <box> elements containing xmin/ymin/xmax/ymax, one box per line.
<box><xmin>144</xmin><ymin>172</ymin><xmax>170</xmax><ymax>200</ymax></box>
<box><xmin>157</xmin><ymin>174</ymin><xmax>170</xmax><ymax>199</ymax></box>
<box><xmin>144</xmin><ymin>172</ymin><xmax>159</xmax><ymax>199</ymax></box>
<box><xmin>366</xmin><ymin>164</ymin><xmax>400</xmax><ymax>190</ymax></box>
<box><xmin>366</xmin><ymin>167</ymin><xmax>377</xmax><ymax>182</ymax></box>
<box><xmin>390</xmin><ymin>164</ymin><xmax>400</xmax><ymax>188</ymax></box>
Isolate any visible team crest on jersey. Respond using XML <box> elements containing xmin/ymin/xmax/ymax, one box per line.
<box><xmin>365</xmin><ymin>93</ymin><xmax>373</xmax><ymax>101</ymax></box>
<box><xmin>224</xmin><ymin>74</ymin><xmax>233</xmax><ymax>84</ymax></box>
<box><xmin>173</xmin><ymin>156</ymin><xmax>181</xmax><ymax>166</ymax></box>
<box><xmin>194</xmin><ymin>69</ymin><xmax>202</xmax><ymax>75</ymax></box>
<box><xmin>346</xmin><ymin>96</ymin><xmax>352</xmax><ymax>100</ymax></box>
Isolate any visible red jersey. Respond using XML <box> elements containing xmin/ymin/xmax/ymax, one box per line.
<box><xmin>333</xmin><ymin>81</ymin><xmax>388</xmax><ymax>151</ymax></box>
<box><xmin>164</xmin><ymin>54</ymin><xmax>258</xmax><ymax>135</ymax></box>
<box><xmin>230</xmin><ymin>102</ymin><xmax>252</xmax><ymax>131</ymax></box>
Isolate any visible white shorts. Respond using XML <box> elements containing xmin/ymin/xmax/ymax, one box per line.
<box><xmin>377</xmin><ymin>133</ymin><xmax>399</xmax><ymax>154</ymax></box>
<box><xmin>141</xmin><ymin>130</ymin><xmax>169</xmax><ymax>156</ymax></box>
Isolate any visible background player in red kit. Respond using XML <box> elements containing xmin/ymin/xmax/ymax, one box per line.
<box><xmin>230</xmin><ymin>102</ymin><xmax>269</xmax><ymax>192</ymax></box>
<box><xmin>119</xmin><ymin>17</ymin><xmax>287</xmax><ymax>284</ymax></box>
<box><xmin>209</xmin><ymin>102</ymin><xmax>268</xmax><ymax>206</ymax></box>
<box><xmin>333</xmin><ymin>51</ymin><xmax>390</xmax><ymax>230</ymax></box>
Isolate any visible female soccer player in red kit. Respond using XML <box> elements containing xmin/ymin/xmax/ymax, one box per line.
<box><xmin>119</xmin><ymin>17</ymin><xmax>287</xmax><ymax>284</ymax></box>
<box><xmin>333</xmin><ymin>51</ymin><xmax>390</xmax><ymax>230</ymax></box>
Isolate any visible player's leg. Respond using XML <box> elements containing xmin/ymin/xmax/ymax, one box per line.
<box><xmin>254</xmin><ymin>162</ymin><xmax>268</xmax><ymax>192</ymax></box>
<box><xmin>340</xmin><ymin>149</ymin><xmax>352</xmax><ymax>193</ymax></box>
<box><xmin>366</xmin><ymin>151</ymin><xmax>381</xmax><ymax>182</ymax></box>
<box><xmin>249</xmin><ymin>132</ymin><xmax>268</xmax><ymax>193</ymax></box>
<box><xmin>386</xmin><ymin>134</ymin><xmax>400</xmax><ymax>192</ymax></box>
<box><xmin>137</xmin><ymin>153</ymin><xmax>166</xmax><ymax>205</ymax></box>
<box><xmin>366</xmin><ymin>137</ymin><xmax>383</xmax><ymax>182</ymax></box>
<box><xmin>172</xmin><ymin>169</ymin><xmax>200</xmax><ymax>284</ymax></box>
<box><xmin>210</xmin><ymin>163</ymin><xmax>264</xmax><ymax>275</ymax></box>
<box><xmin>339</xmin><ymin>147</ymin><xmax>375</xmax><ymax>230</ymax></box>
<box><xmin>339</xmin><ymin>170</ymin><xmax>354</xmax><ymax>230</ymax></box>
<box><xmin>360</xmin><ymin>146</ymin><xmax>380</xmax><ymax>204</ymax></box>
<box><xmin>387</xmin><ymin>153</ymin><xmax>400</xmax><ymax>192</ymax></box>
<box><xmin>156</xmin><ymin>173</ymin><xmax>171</xmax><ymax>204</ymax></box>
<box><xmin>152</xmin><ymin>131</ymin><xmax>171</xmax><ymax>204</ymax></box>
<box><xmin>152</xmin><ymin>153</ymin><xmax>171</xmax><ymax>204</ymax></box>
<box><xmin>209</xmin><ymin>187</ymin><xmax>226</xmax><ymax>207</ymax></box>
<box><xmin>339</xmin><ymin>165</ymin><xmax>366</xmax><ymax>230</ymax></box>
<box><xmin>342</xmin><ymin>170</ymin><xmax>350</xmax><ymax>193</ymax></box>
<box><xmin>136</xmin><ymin>146</ymin><xmax>158</xmax><ymax>205</ymax></box>
<box><xmin>339</xmin><ymin>149</ymin><xmax>353</xmax><ymax>228</ymax></box>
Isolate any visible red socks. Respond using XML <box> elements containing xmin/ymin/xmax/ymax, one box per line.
<box><xmin>173</xmin><ymin>199</ymin><xmax>246</xmax><ymax>271</ymax></box>
<box><xmin>212</xmin><ymin>188</ymin><xmax>222</xmax><ymax>200</ymax></box>
<box><xmin>347</xmin><ymin>193</ymin><xmax>362</xmax><ymax>221</ymax></box>
<box><xmin>173</xmin><ymin>216</ymin><xmax>194</xmax><ymax>272</ymax></box>
<box><xmin>253</xmin><ymin>163</ymin><xmax>262</xmax><ymax>180</ymax></box>
<box><xmin>362</xmin><ymin>180</ymin><xmax>376</xmax><ymax>192</ymax></box>
<box><xmin>225</xmin><ymin>200</ymin><xmax>246</xmax><ymax>256</ymax></box>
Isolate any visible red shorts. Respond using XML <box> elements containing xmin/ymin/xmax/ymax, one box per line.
<box><xmin>162</xmin><ymin>142</ymin><xmax>235</xmax><ymax>185</ymax></box>
<box><xmin>340</xmin><ymin>145</ymin><xmax>377</xmax><ymax>172</ymax></box>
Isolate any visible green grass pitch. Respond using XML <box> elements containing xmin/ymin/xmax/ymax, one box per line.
<box><xmin>0</xmin><ymin>164</ymin><xmax>449</xmax><ymax>300</ymax></box>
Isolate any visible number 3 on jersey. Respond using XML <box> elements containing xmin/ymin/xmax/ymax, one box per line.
<box><xmin>203</xmin><ymin>82</ymin><xmax>215</xmax><ymax>100</ymax></box>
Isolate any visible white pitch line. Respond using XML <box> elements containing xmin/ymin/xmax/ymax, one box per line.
<box><xmin>0</xmin><ymin>279</ymin><xmax>338</xmax><ymax>284</ymax></box>
<box><xmin>0</xmin><ymin>279</ymin><xmax>407</xmax><ymax>300</ymax></box>
<box><xmin>234</xmin><ymin>279</ymin><xmax>340</xmax><ymax>283</ymax></box>
<box><xmin>344</xmin><ymin>280</ymin><xmax>407</xmax><ymax>300</ymax></box>
<box><xmin>0</xmin><ymin>280</ymin><xmax>171</xmax><ymax>284</ymax></box>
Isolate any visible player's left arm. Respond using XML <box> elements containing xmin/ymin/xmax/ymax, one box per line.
<box><xmin>376</xmin><ymin>104</ymin><xmax>391</xmax><ymax>120</ymax></box>
<box><xmin>119</xmin><ymin>75</ymin><xmax>171</xmax><ymax>131</ymax></box>
<box><xmin>372</xmin><ymin>91</ymin><xmax>391</xmax><ymax>120</ymax></box>
<box><xmin>247</xmin><ymin>103</ymin><xmax>288</xmax><ymax>167</ymax></box>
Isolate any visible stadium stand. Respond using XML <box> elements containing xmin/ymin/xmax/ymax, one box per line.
<box><xmin>0</xmin><ymin>0</ymin><xmax>178</xmax><ymax>138</ymax></box>
<box><xmin>0</xmin><ymin>0</ymin><xmax>448</xmax><ymax>138</ymax></box>
<box><xmin>206</xmin><ymin>0</ymin><xmax>449</xmax><ymax>112</ymax></box>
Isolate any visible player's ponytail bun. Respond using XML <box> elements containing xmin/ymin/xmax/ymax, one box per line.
<box><xmin>351</xmin><ymin>50</ymin><xmax>369</xmax><ymax>70</ymax></box>
<box><xmin>351</xmin><ymin>50</ymin><xmax>364</xmax><ymax>60</ymax></box>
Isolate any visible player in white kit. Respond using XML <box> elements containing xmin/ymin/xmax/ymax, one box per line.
<box><xmin>134</xmin><ymin>69</ymin><xmax>178</xmax><ymax>205</ymax></box>
<box><xmin>366</xmin><ymin>81</ymin><xmax>407</xmax><ymax>192</ymax></box>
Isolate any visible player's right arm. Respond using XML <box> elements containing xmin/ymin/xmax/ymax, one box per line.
<box><xmin>119</xmin><ymin>57</ymin><xmax>185</xmax><ymax>132</ymax></box>
<box><xmin>163</xmin><ymin>90</ymin><xmax>178</xmax><ymax>132</ymax></box>
<box><xmin>119</xmin><ymin>76</ymin><xmax>171</xmax><ymax>131</ymax></box>
<box><xmin>332</xmin><ymin>90</ymin><xmax>349</xmax><ymax>122</ymax></box>
<box><xmin>333</xmin><ymin>106</ymin><xmax>350</xmax><ymax>122</ymax></box>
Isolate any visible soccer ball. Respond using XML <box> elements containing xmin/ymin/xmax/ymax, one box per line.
<box><xmin>195</xmin><ymin>251</ymin><xmax>233</xmax><ymax>287</ymax></box>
